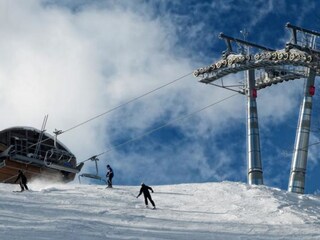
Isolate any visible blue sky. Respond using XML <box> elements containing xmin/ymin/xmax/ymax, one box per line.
<box><xmin>1</xmin><ymin>0</ymin><xmax>320</xmax><ymax>193</ymax></box>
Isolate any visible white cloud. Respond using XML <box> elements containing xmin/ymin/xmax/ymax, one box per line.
<box><xmin>0</xmin><ymin>0</ymin><xmax>316</xmax><ymax>190</ymax></box>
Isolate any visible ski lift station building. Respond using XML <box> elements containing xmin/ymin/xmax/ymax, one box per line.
<box><xmin>0</xmin><ymin>126</ymin><xmax>83</xmax><ymax>183</ymax></box>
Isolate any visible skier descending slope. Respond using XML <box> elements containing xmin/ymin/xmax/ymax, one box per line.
<box><xmin>14</xmin><ymin>170</ymin><xmax>29</xmax><ymax>192</ymax></box>
<box><xmin>136</xmin><ymin>183</ymin><xmax>156</xmax><ymax>209</ymax></box>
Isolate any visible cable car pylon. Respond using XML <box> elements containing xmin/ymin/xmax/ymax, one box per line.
<box><xmin>194</xmin><ymin>23</ymin><xmax>320</xmax><ymax>194</ymax></box>
<box><xmin>246</xmin><ymin>68</ymin><xmax>263</xmax><ymax>185</ymax></box>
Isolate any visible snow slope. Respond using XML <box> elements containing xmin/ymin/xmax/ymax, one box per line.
<box><xmin>0</xmin><ymin>181</ymin><xmax>320</xmax><ymax>239</ymax></box>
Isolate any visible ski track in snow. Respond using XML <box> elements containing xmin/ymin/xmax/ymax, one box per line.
<box><xmin>0</xmin><ymin>181</ymin><xmax>319</xmax><ymax>239</ymax></box>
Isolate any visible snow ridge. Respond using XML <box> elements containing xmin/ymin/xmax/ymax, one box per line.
<box><xmin>0</xmin><ymin>181</ymin><xmax>319</xmax><ymax>239</ymax></box>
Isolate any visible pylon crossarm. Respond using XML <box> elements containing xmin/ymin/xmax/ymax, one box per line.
<box><xmin>208</xmin><ymin>82</ymin><xmax>245</xmax><ymax>94</ymax></box>
<box><xmin>255</xmin><ymin>66</ymin><xmax>307</xmax><ymax>90</ymax></box>
<box><xmin>195</xmin><ymin>48</ymin><xmax>319</xmax><ymax>89</ymax></box>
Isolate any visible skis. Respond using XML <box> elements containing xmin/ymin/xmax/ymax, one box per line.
<box><xmin>13</xmin><ymin>189</ymin><xmax>33</xmax><ymax>193</ymax></box>
<box><xmin>145</xmin><ymin>206</ymin><xmax>156</xmax><ymax>210</ymax></box>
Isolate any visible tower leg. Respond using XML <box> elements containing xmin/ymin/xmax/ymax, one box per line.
<box><xmin>247</xmin><ymin>69</ymin><xmax>263</xmax><ymax>185</ymax></box>
<box><xmin>288</xmin><ymin>69</ymin><xmax>316</xmax><ymax>194</ymax></box>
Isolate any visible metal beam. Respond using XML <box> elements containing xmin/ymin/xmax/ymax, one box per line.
<box><xmin>219</xmin><ymin>33</ymin><xmax>275</xmax><ymax>52</ymax></box>
<box><xmin>286</xmin><ymin>22</ymin><xmax>320</xmax><ymax>38</ymax></box>
<box><xmin>10</xmin><ymin>154</ymin><xmax>81</xmax><ymax>174</ymax></box>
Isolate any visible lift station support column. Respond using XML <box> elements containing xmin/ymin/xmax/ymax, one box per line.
<box><xmin>288</xmin><ymin>69</ymin><xmax>316</xmax><ymax>194</ymax></box>
<box><xmin>247</xmin><ymin>69</ymin><xmax>264</xmax><ymax>185</ymax></box>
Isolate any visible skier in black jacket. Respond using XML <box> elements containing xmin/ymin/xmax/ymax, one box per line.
<box><xmin>14</xmin><ymin>170</ymin><xmax>29</xmax><ymax>192</ymax></box>
<box><xmin>136</xmin><ymin>183</ymin><xmax>156</xmax><ymax>209</ymax></box>
<box><xmin>106</xmin><ymin>165</ymin><xmax>114</xmax><ymax>188</ymax></box>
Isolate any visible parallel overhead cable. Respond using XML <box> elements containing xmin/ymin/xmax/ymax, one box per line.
<box><xmin>62</xmin><ymin>72</ymin><xmax>193</xmax><ymax>134</ymax></box>
<box><xmin>12</xmin><ymin>71</ymin><xmax>193</xmax><ymax>155</ymax></box>
<box><xmin>82</xmin><ymin>93</ymin><xmax>239</xmax><ymax>161</ymax></box>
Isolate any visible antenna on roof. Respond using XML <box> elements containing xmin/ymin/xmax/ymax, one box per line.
<box><xmin>33</xmin><ymin>114</ymin><xmax>48</xmax><ymax>158</ymax></box>
<box><xmin>53</xmin><ymin>129</ymin><xmax>63</xmax><ymax>149</ymax></box>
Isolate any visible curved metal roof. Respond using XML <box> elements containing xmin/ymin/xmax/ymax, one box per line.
<box><xmin>0</xmin><ymin>126</ymin><xmax>73</xmax><ymax>154</ymax></box>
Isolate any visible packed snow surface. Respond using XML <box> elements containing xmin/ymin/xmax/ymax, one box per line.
<box><xmin>1</xmin><ymin>181</ymin><xmax>320</xmax><ymax>239</ymax></box>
